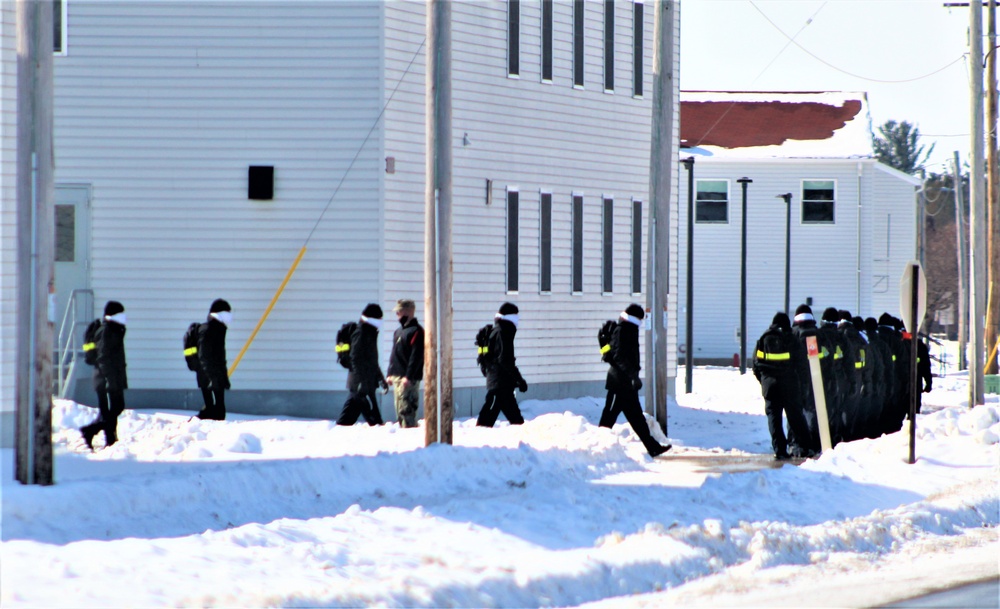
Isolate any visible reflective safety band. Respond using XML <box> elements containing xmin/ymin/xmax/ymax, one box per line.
<box><xmin>855</xmin><ymin>361</ymin><xmax>864</xmax><ymax>369</ymax></box>
<box><xmin>834</xmin><ymin>345</ymin><xmax>843</xmax><ymax>360</ymax></box>
<box><xmin>477</xmin><ymin>346</ymin><xmax>489</xmax><ymax>355</ymax></box>
<box><xmin>859</xmin><ymin>349</ymin><xmax>866</xmax><ymax>365</ymax></box>
<box><xmin>892</xmin><ymin>354</ymin><xmax>897</xmax><ymax>361</ymax></box>
<box><xmin>183</xmin><ymin>346</ymin><xmax>197</xmax><ymax>357</ymax></box>
<box><xmin>83</xmin><ymin>342</ymin><xmax>96</xmax><ymax>352</ymax></box>
<box><xmin>600</xmin><ymin>344</ymin><xmax>611</xmax><ymax>355</ymax></box>
<box><xmin>335</xmin><ymin>344</ymin><xmax>350</xmax><ymax>353</ymax></box>
<box><xmin>755</xmin><ymin>349</ymin><xmax>791</xmax><ymax>361</ymax></box>
<box><xmin>819</xmin><ymin>347</ymin><xmax>828</xmax><ymax>359</ymax></box>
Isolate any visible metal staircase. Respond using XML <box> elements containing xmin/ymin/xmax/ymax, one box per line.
<box><xmin>54</xmin><ymin>289</ymin><xmax>94</xmax><ymax>399</ymax></box>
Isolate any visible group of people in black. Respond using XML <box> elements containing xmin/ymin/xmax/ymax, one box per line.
<box><xmin>752</xmin><ymin>304</ymin><xmax>932</xmax><ymax>460</ymax></box>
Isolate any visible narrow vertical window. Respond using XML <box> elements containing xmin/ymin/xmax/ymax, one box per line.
<box><xmin>633</xmin><ymin>0</ymin><xmax>643</xmax><ymax>97</ymax></box>
<box><xmin>604</xmin><ymin>0</ymin><xmax>615</xmax><ymax>92</ymax></box>
<box><xmin>540</xmin><ymin>193</ymin><xmax>552</xmax><ymax>292</ymax></box>
<box><xmin>507</xmin><ymin>189</ymin><xmax>520</xmax><ymax>292</ymax></box>
<box><xmin>55</xmin><ymin>205</ymin><xmax>75</xmax><ymax>262</ymax></box>
<box><xmin>542</xmin><ymin>0</ymin><xmax>553</xmax><ymax>82</ymax></box>
<box><xmin>508</xmin><ymin>0</ymin><xmax>520</xmax><ymax>77</ymax></box>
<box><xmin>54</xmin><ymin>0</ymin><xmax>66</xmax><ymax>54</ymax></box>
<box><xmin>573</xmin><ymin>0</ymin><xmax>585</xmax><ymax>87</ymax></box>
<box><xmin>602</xmin><ymin>197</ymin><xmax>614</xmax><ymax>293</ymax></box>
<box><xmin>572</xmin><ymin>195</ymin><xmax>584</xmax><ymax>293</ymax></box>
<box><xmin>631</xmin><ymin>200</ymin><xmax>642</xmax><ymax>294</ymax></box>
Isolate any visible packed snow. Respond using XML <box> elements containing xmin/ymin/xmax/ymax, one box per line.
<box><xmin>2</xmin><ymin>349</ymin><xmax>998</xmax><ymax>608</ymax></box>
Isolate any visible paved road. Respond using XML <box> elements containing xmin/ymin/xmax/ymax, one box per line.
<box><xmin>881</xmin><ymin>578</ymin><xmax>999</xmax><ymax>608</ymax></box>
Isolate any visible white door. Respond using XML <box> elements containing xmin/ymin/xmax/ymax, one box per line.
<box><xmin>54</xmin><ymin>184</ymin><xmax>92</xmax><ymax>332</ymax></box>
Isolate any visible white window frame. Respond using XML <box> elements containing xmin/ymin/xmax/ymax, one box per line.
<box><xmin>801</xmin><ymin>178</ymin><xmax>837</xmax><ymax>224</ymax></box>
<box><xmin>695</xmin><ymin>179</ymin><xmax>730</xmax><ymax>224</ymax></box>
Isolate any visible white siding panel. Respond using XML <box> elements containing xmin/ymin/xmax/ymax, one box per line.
<box><xmin>1</xmin><ymin>1</ymin><xmax>16</xmax><ymax>420</ymax></box>
<box><xmin>870</xmin><ymin>166</ymin><xmax>918</xmax><ymax>318</ymax></box>
<box><xmin>55</xmin><ymin>1</ymin><xmax>384</xmax><ymax>390</ymax></box>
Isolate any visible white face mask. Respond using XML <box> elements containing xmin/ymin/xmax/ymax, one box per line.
<box><xmin>105</xmin><ymin>312</ymin><xmax>126</xmax><ymax>326</ymax></box>
<box><xmin>362</xmin><ymin>315</ymin><xmax>383</xmax><ymax>330</ymax></box>
<box><xmin>495</xmin><ymin>313</ymin><xmax>519</xmax><ymax>328</ymax></box>
<box><xmin>212</xmin><ymin>311</ymin><xmax>233</xmax><ymax>326</ymax></box>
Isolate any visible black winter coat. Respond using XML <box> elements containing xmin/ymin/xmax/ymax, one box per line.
<box><xmin>387</xmin><ymin>317</ymin><xmax>424</xmax><ymax>381</ymax></box>
<box><xmin>752</xmin><ymin>323</ymin><xmax>801</xmax><ymax>404</ymax></box>
<box><xmin>197</xmin><ymin>317</ymin><xmax>230</xmax><ymax>390</ymax></box>
<box><xmin>347</xmin><ymin>321</ymin><xmax>386</xmax><ymax>393</ymax></box>
<box><xmin>93</xmin><ymin>320</ymin><xmax>127</xmax><ymax>392</ymax></box>
<box><xmin>792</xmin><ymin>320</ymin><xmax>837</xmax><ymax>408</ymax></box>
<box><xmin>606</xmin><ymin>319</ymin><xmax>641</xmax><ymax>391</ymax></box>
<box><xmin>838</xmin><ymin>325</ymin><xmax>870</xmax><ymax>399</ymax></box>
<box><xmin>485</xmin><ymin>319</ymin><xmax>524</xmax><ymax>391</ymax></box>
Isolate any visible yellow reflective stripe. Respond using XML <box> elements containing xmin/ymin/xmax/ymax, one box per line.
<box><xmin>477</xmin><ymin>346</ymin><xmax>489</xmax><ymax>355</ymax></box>
<box><xmin>854</xmin><ymin>361</ymin><xmax>864</xmax><ymax>369</ymax></box>
<box><xmin>859</xmin><ymin>349</ymin><xmax>866</xmax><ymax>365</ymax></box>
<box><xmin>834</xmin><ymin>345</ymin><xmax>843</xmax><ymax>360</ymax></box>
<box><xmin>600</xmin><ymin>344</ymin><xmax>611</xmax><ymax>355</ymax></box>
<box><xmin>335</xmin><ymin>344</ymin><xmax>350</xmax><ymax>353</ymax></box>
<box><xmin>892</xmin><ymin>354</ymin><xmax>896</xmax><ymax>361</ymax></box>
<box><xmin>183</xmin><ymin>347</ymin><xmax>197</xmax><ymax>357</ymax></box>
<box><xmin>756</xmin><ymin>349</ymin><xmax>791</xmax><ymax>361</ymax></box>
<box><xmin>82</xmin><ymin>342</ymin><xmax>96</xmax><ymax>352</ymax></box>
<box><xmin>819</xmin><ymin>347</ymin><xmax>828</xmax><ymax>359</ymax></box>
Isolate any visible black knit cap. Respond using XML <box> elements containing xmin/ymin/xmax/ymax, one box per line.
<box><xmin>865</xmin><ymin>317</ymin><xmax>879</xmax><ymax>334</ymax></box>
<box><xmin>771</xmin><ymin>312</ymin><xmax>791</xmax><ymax>331</ymax></box>
<box><xmin>498</xmin><ymin>302</ymin><xmax>519</xmax><ymax>316</ymax></box>
<box><xmin>624</xmin><ymin>303</ymin><xmax>645</xmax><ymax>320</ymax></box>
<box><xmin>839</xmin><ymin>309</ymin><xmax>852</xmax><ymax>321</ymax></box>
<box><xmin>104</xmin><ymin>300</ymin><xmax>124</xmax><ymax>316</ymax></box>
<box><xmin>210</xmin><ymin>298</ymin><xmax>231</xmax><ymax>313</ymax></box>
<box><xmin>362</xmin><ymin>303</ymin><xmax>383</xmax><ymax>319</ymax></box>
<box><xmin>852</xmin><ymin>316</ymin><xmax>865</xmax><ymax>331</ymax></box>
<box><xmin>821</xmin><ymin>307</ymin><xmax>840</xmax><ymax>324</ymax></box>
<box><xmin>878</xmin><ymin>312</ymin><xmax>894</xmax><ymax>326</ymax></box>
<box><xmin>795</xmin><ymin>304</ymin><xmax>812</xmax><ymax>316</ymax></box>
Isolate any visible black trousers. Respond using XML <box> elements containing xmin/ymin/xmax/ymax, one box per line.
<box><xmin>760</xmin><ymin>375</ymin><xmax>810</xmax><ymax>457</ymax></box>
<box><xmin>338</xmin><ymin>390</ymin><xmax>384</xmax><ymax>426</ymax></box>
<box><xmin>598</xmin><ymin>387</ymin><xmax>661</xmax><ymax>454</ymax></box>
<box><xmin>82</xmin><ymin>388</ymin><xmax>125</xmax><ymax>444</ymax></box>
<box><xmin>197</xmin><ymin>386</ymin><xmax>226</xmax><ymax>420</ymax></box>
<box><xmin>476</xmin><ymin>388</ymin><xmax>524</xmax><ymax>427</ymax></box>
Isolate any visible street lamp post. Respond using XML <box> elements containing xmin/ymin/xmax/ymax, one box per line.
<box><xmin>778</xmin><ymin>193</ymin><xmax>792</xmax><ymax>315</ymax></box>
<box><xmin>682</xmin><ymin>157</ymin><xmax>695</xmax><ymax>393</ymax></box>
<box><xmin>737</xmin><ymin>177</ymin><xmax>753</xmax><ymax>374</ymax></box>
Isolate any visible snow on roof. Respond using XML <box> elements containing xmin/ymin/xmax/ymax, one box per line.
<box><xmin>679</xmin><ymin>91</ymin><xmax>874</xmax><ymax>159</ymax></box>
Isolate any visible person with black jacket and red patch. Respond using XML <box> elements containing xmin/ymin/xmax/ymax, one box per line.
<box><xmin>476</xmin><ymin>302</ymin><xmax>528</xmax><ymax>427</ymax></box>
<box><xmin>387</xmin><ymin>299</ymin><xmax>424</xmax><ymax>428</ymax></box>
<box><xmin>195</xmin><ymin>298</ymin><xmax>232</xmax><ymax>421</ymax></box>
<box><xmin>790</xmin><ymin>304</ymin><xmax>829</xmax><ymax>456</ymax></box>
<box><xmin>80</xmin><ymin>300</ymin><xmax>128</xmax><ymax>450</ymax></box>
<box><xmin>598</xmin><ymin>304</ymin><xmax>671</xmax><ymax>457</ymax></box>
<box><xmin>752</xmin><ymin>312</ymin><xmax>809</xmax><ymax>460</ymax></box>
<box><xmin>337</xmin><ymin>303</ymin><xmax>388</xmax><ymax>426</ymax></box>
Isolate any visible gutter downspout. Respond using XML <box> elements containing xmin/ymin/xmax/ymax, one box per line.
<box><xmin>857</xmin><ymin>162</ymin><xmax>863</xmax><ymax>314</ymax></box>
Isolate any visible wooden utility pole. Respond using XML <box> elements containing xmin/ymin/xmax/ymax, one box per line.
<box><xmin>985</xmin><ymin>0</ymin><xmax>999</xmax><ymax>375</ymax></box>
<box><xmin>953</xmin><ymin>152</ymin><xmax>969</xmax><ymax>372</ymax></box>
<box><xmin>645</xmin><ymin>0</ymin><xmax>675</xmax><ymax>434</ymax></box>
<box><xmin>970</xmin><ymin>0</ymin><xmax>987</xmax><ymax>405</ymax></box>
<box><xmin>15</xmin><ymin>0</ymin><xmax>55</xmax><ymax>485</ymax></box>
<box><xmin>423</xmin><ymin>0</ymin><xmax>453</xmax><ymax>445</ymax></box>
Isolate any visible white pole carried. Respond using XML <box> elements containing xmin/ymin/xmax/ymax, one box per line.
<box><xmin>805</xmin><ymin>336</ymin><xmax>833</xmax><ymax>453</ymax></box>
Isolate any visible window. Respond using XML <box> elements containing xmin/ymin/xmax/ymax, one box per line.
<box><xmin>540</xmin><ymin>192</ymin><xmax>552</xmax><ymax>292</ymax></box>
<box><xmin>602</xmin><ymin>197</ymin><xmax>614</xmax><ymax>293</ymax></box>
<box><xmin>507</xmin><ymin>189</ymin><xmax>519</xmax><ymax>292</ymax></box>
<box><xmin>54</xmin><ymin>0</ymin><xmax>66</xmax><ymax>54</ymax></box>
<box><xmin>604</xmin><ymin>0</ymin><xmax>615</xmax><ymax>92</ymax></box>
<box><xmin>542</xmin><ymin>0</ymin><xmax>553</xmax><ymax>82</ymax></box>
<box><xmin>572</xmin><ymin>195</ymin><xmax>584</xmax><ymax>293</ymax></box>
<box><xmin>633</xmin><ymin>0</ymin><xmax>643</xmax><ymax>97</ymax></box>
<box><xmin>573</xmin><ymin>0</ymin><xmax>585</xmax><ymax>87</ymax></box>
<box><xmin>55</xmin><ymin>205</ymin><xmax>75</xmax><ymax>262</ymax></box>
<box><xmin>508</xmin><ymin>0</ymin><xmax>520</xmax><ymax>77</ymax></box>
<box><xmin>802</xmin><ymin>180</ymin><xmax>835</xmax><ymax>223</ymax></box>
<box><xmin>631</xmin><ymin>199</ymin><xmax>642</xmax><ymax>294</ymax></box>
<box><xmin>695</xmin><ymin>180</ymin><xmax>729</xmax><ymax>223</ymax></box>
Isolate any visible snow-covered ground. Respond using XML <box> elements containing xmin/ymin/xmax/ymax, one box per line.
<box><xmin>2</xmin><ymin>354</ymin><xmax>998</xmax><ymax>608</ymax></box>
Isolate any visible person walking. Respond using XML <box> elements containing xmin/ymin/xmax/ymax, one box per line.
<box><xmin>598</xmin><ymin>304</ymin><xmax>671</xmax><ymax>457</ymax></box>
<box><xmin>862</xmin><ymin>316</ymin><xmax>893</xmax><ymax>438</ymax></box>
<box><xmin>476</xmin><ymin>302</ymin><xmax>528</xmax><ymax>427</ymax></box>
<box><xmin>752</xmin><ymin>312</ymin><xmax>809</xmax><ymax>460</ymax></box>
<box><xmin>80</xmin><ymin>300</ymin><xmax>128</xmax><ymax>449</ymax></box>
<box><xmin>876</xmin><ymin>313</ymin><xmax>907</xmax><ymax>435</ymax></box>
<box><xmin>386</xmin><ymin>299</ymin><xmax>424</xmax><ymax>428</ymax></box>
<box><xmin>195</xmin><ymin>298</ymin><xmax>232</xmax><ymax>420</ymax></box>
<box><xmin>818</xmin><ymin>307</ymin><xmax>850</xmax><ymax>445</ymax></box>
<box><xmin>337</xmin><ymin>303</ymin><xmax>388</xmax><ymax>426</ymax></box>
<box><xmin>790</xmin><ymin>304</ymin><xmax>829</xmax><ymax>456</ymax></box>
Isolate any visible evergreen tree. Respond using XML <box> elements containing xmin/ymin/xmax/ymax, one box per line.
<box><xmin>873</xmin><ymin>120</ymin><xmax>935</xmax><ymax>175</ymax></box>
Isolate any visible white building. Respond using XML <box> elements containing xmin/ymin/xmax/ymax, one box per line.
<box><xmin>675</xmin><ymin>91</ymin><xmax>920</xmax><ymax>364</ymax></box>
<box><xmin>1</xmin><ymin>1</ymin><xmax>682</xmax><ymax>443</ymax></box>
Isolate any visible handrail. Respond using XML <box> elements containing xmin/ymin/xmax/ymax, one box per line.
<box><xmin>56</xmin><ymin>289</ymin><xmax>93</xmax><ymax>398</ymax></box>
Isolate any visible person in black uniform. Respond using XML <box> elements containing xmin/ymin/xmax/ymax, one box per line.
<box><xmin>834</xmin><ymin>309</ymin><xmax>866</xmax><ymax>442</ymax></box>
<box><xmin>477</xmin><ymin>302</ymin><xmax>528</xmax><ymax>427</ymax></box>
<box><xmin>598</xmin><ymin>304</ymin><xmax>671</xmax><ymax>457</ymax></box>
<box><xmin>790</xmin><ymin>304</ymin><xmax>829</xmax><ymax>456</ymax></box>
<box><xmin>386</xmin><ymin>299</ymin><xmax>424</xmax><ymax>428</ymax></box>
<box><xmin>752</xmin><ymin>312</ymin><xmax>809</xmax><ymax>459</ymax></box>
<box><xmin>818</xmin><ymin>307</ymin><xmax>850</xmax><ymax>445</ymax></box>
<box><xmin>863</xmin><ymin>316</ymin><xmax>892</xmax><ymax>438</ymax></box>
<box><xmin>897</xmin><ymin>318</ymin><xmax>933</xmax><ymax>417</ymax></box>
<box><xmin>338</xmin><ymin>303</ymin><xmax>388</xmax><ymax>426</ymax></box>
<box><xmin>876</xmin><ymin>313</ymin><xmax>907</xmax><ymax>435</ymax></box>
<box><xmin>196</xmin><ymin>298</ymin><xmax>232</xmax><ymax>420</ymax></box>
<box><xmin>80</xmin><ymin>300</ymin><xmax>128</xmax><ymax>449</ymax></box>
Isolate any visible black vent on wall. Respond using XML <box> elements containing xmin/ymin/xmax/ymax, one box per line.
<box><xmin>248</xmin><ymin>165</ymin><xmax>274</xmax><ymax>200</ymax></box>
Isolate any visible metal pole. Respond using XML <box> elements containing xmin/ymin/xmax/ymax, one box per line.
<box><xmin>970</xmin><ymin>0</ymin><xmax>987</xmax><ymax>405</ymax></box>
<box><xmin>645</xmin><ymin>0</ymin><xmax>675</xmax><ymax>433</ymax></box>
<box><xmin>985</xmin><ymin>0</ymin><xmax>999</xmax><ymax>376</ymax></box>
<box><xmin>953</xmin><ymin>152</ymin><xmax>969</xmax><ymax>371</ymax></box>
<box><xmin>908</xmin><ymin>264</ymin><xmax>920</xmax><ymax>464</ymax></box>
<box><xmin>682</xmin><ymin>157</ymin><xmax>694</xmax><ymax>394</ymax></box>
<box><xmin>778</xmin><ymin>193</ymin><xmax>792</xmax><ymax>315</ymax></box>
<box><xmin>737</xmin><ymin>177</ymin><xmax>752</xmax><ymax>375</ymax></box>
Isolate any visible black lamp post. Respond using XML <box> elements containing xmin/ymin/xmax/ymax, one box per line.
<box><xmin>778</xmin><ymin>193</ymin><xmax>792</xmax><ymax>316</ymax></box>
<box><xmin>682</xmin><ymin>157</ymin><xmax>695</xmax><ymax>393</ymax></box>
<box><xmin>737</xmin><ymin>177</ymin><xmax>752</xmax><ymax>375</ymax></box>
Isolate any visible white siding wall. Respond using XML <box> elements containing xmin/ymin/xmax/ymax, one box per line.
<box><xmin>675</xmin><ymin>158</ymin><xmax>916</xmax><ymax>360</ymax></box>
<box><xmin>54</xmin><ymin>1</ymin><xmax>383</xmax><ymax>392</ymax></box>
<box><xmin>384</xmin><ymin>0</ymin><xmax>661</xmax><ymax>398</ymax></box>
<box><xmin>1</xmin><ymin>1</ymin><xmax>17</xmax><ymax>431</ymax></box>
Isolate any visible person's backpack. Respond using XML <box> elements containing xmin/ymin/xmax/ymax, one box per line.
<box><xmin>597</xmin><ymin>319</ymin><xmax>617</xmax><ymax>362</ymax></box>
<box><xmin>183</xmin><ymin>322</ymin><xmax>202</xmax><ymax>371</ymax></box>
<box><xmin>335</xmin><ymin>321</ymin><xmax>358</xmax><ymax>370</ymax></box>
<box><xmin>82</xmin><ymin>318</ymin><xmax>102</xmax><ymax>366</ymax></box>
<box><xmin>475</xmin><ymin>323</ymin><xmax>495</xmax><ymax>376</ymax></box>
